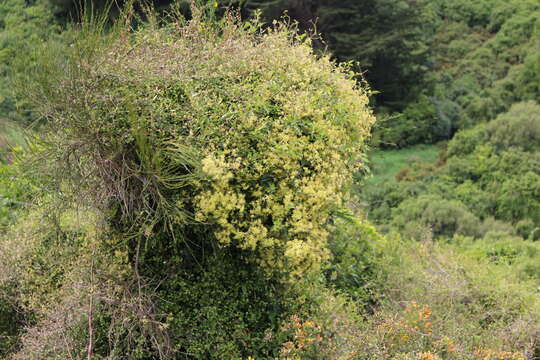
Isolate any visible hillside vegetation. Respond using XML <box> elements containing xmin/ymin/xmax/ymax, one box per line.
<box><xmin>0</xmin><ymin>0</ymin><xmax>539</xmax><ymax>359</ymax></box>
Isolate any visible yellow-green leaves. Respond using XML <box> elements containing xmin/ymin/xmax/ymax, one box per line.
<box><xmin>26</xmin><ymin>8</ymin><xmax>375</xmax><ymax>280</ymax></box>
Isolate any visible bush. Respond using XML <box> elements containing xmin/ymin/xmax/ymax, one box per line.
<box><xmin>455</xmin><ymin>233</ymin><xmax>540</xmax><ymax>280</ymax></box>
<box><xmin>325</xmin><ymin>218</ymin><xmax>382</xmax><ymax>305</ymax></box>
<box><xmin>391</xmin><ymin>195</ymin><xmax>481</xmax><ymax>239</ymax></box>
<box><xmin>485</xmin><ymin>101</ymin><xmax>540</xmax><ymax>152</ymax></box>
<box><xmin>453</xmin><ymin>180</ymin><xmax>495</xmax><ymax>218</ymax></box>
<box><xmin>361</xmin><ymin>180</ymin><xmax>426</xmax><ymax>224</ymax></box>
<box><xmin>448</xmin><ymin>101</ymin><xmax>540</xmax><ymax>156</ymax></box>
<box><xmin>156</xmin><ymin>249</ymin><xmax>292</xmax><ymax>359</ymax></box>
<box><xmin>516</xmin><ymin>219</ymin><xmax>540</xmax><ymax>241</ymax></box>
<box><xmin>364</xmin><ymin>101</ymin><xmax>540</xmax><ymax>244</ymax></box>
<box><xmin>447</xmin><ymin>124</ymin><xmax>488</xmax><ymax>157</ymax></box>
<box><xmin>5</xmin><ymin>5</ymin><xmax>377</xmax><ymax>358</ymax></box>
<box><xmin>372</xmin><ymin>95</ymin><xmax>449</xmax><ymax>148</ymax></box>
<box><xmin>425</xmin><ymin>0</ymin><xmax>540</xmax><ymax>131</ymax></box>
<box><xmin>518</xmin><ymin>50</ymin><xmax>540</xmax><ymax>100</ymax></box>
<box><xmin>497</xmin><ymin>171</ymin><xmax>540</xmax><ymax>223</ymax></box>
<box><xmin>19</xmin><ymin>7</ymin><xmax>375</xmax><ymax>279</ymax></box>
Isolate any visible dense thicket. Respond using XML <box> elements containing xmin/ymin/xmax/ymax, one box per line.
<box><xmin>1</xmin><ymin>0</ymin><xmax>435</xmax><ymax>120</ymax></box>
<box><xmin>243</xmin><ymin>0</ymin><xmax>433</xmax><ymax>110</ymax></box>
<box><xmin>1</xmin><ymin>0</ymin><xmax>540</xmax><ymax>359</ymax></box>
<box><xmin>1</xmin><ymin>7</ymin><xmax>379</xmax><ymax>358</ymax></box>
<box><xmin>360</xmin><ymin>0</ymin><xmax>540</xmax><ymax>240</ymax></box>
<box><xmin>359</xmin><ymin>96</ymin><xmax>540</xmax><ymax>356</ymax></box>
<box><xmin>363</xmin><ymin>101</ymin><xmax>540</xmax><ymax>269</ymax></box>
<box><xmin>19</xmin><ymin>8</ymin><xmax>374</xmax><ymax>278</ymax></box>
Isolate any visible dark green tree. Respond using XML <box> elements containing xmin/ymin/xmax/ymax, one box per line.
<box><xmin>243</xmin><ymin>0</ymin><xmax>434</xmax><ymax>109</ymax></box>
<box><xmin>317</xmin><ymin>0</ymin><xmax>434</xmax><ymax>109</ymax></box>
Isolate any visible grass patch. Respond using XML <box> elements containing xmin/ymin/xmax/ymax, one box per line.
<box><xmin>366</xmin><ymin>144</ymin><xmax>441</xmax><ymax>184</ymax></box>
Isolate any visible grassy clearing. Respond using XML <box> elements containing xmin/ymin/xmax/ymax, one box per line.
<box><xmin>366</xmin><ymin>144</ymin><xmax>442</xmax><ymax>184</ymax></box>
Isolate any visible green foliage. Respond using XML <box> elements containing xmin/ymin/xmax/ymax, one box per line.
<box><xmin>325</xmin><ymin>218</ymin><xmax>382</xmax><ymax>305</ymax></box>
<box><xmin>518</xmin><ymin>49</ymin><xmax>540</xmax><ymax>101</ymax></box>
<box><xmin>497</xmin><ymin>172</ymin><xmax>540</xmax><ymax>223</ymax></box>
<box><xmin>516</xmin><ymin>219</ymin><xmax>540</xmax><ymax>242</ymax></box>
<box><xmin>0</xmin><ymin>165</ymin><xmax>25</xmax><ymax>227</ymax></box>
<box><xmin>428</xmin><ymin>0</ymin><xmax>540</xmax><ymax>129</ymax></box>
<box><xmin>45</xmin><ymin>0</ymin><xmax>539</xmax><ymax>150</ymax></box>
<box><xmin>2</xmin><ymin>0</ymin><xmax>540</xmax><ymax>358</ymax></box>
<box><xmin>240</xmin><ymin>0</ymin><xmax>435</xmax><ymax>110</ymax></box>
<box><xmin>1</xmin><ymin>4</ymin><xmax>379</xmax><ymax>358</ymax></box>
<box><xmin>316</xmin><ymin>0</ymin><xmax>435</xmax><ymax>109</ymax></box>
<box><xmin>373</xmin><ymin>96</ymin><xmax>449</xmax><ymax>148</ymax></box>
<box><xmin>454</xmin><ymin>234</ymin><xmax>540</xmax><ymax>280</ymax></box>
<box><xmin>430</xmin><ymin>0</ymin><xmax>500</xmax><ymax>26</ymax></box>
<box><xmin>0</xmin><ymin>204</ymin><xmax>166</xmax><ymax>359</ymax></box>
<box><xmin>363</xmin><ymin>101</ymin><xmax>540</xmax><ymax>242</ymax></box>
<box><xmin>448</xmin><ymin>101</ymin><xmax>540</xmax><ymax>156</ymax></box>
<box><xmin>445</xmin><ymin>102</ymin><xmax>540</xmax><ymax>224</ymax></box>
<box><xmin>362</xmin><ymin>180</ymin><xmax>426</xmax><ymax>228</ymax></box>
<box><xmin>53</xmin><ymin>0</ymin><xmax>537</xmax><ymax>150</ymax></box>
<box><xmin>357</xmin><ymin>236</ymin><xmax>540</xmax><ymax>358</ymax></box>
<box><xmin>0</xmin><ymin>157</ymin><xmax>35</xmax><ymax>228</ymax></box>
<box><xmin>391</xmin><ymin>194</ymin><xmax>481</xmax><ymax>239</ymax></box>
<box><xmin>20</xmin><ymin>7</ymin><xmax>374</xmax><ymax>279</ymax></box>
<box><xmin>0</xmin><ymin>0</ymin><xmax>59</xmax><ymax>124</ymax></box>
<box><xmin>0</xmin><ymin>120</ymin><xmax>28</xmax><ymax>163</ymax></box>
<box><xmin>157</xmin><ymin>249</ymin><xmax>291</xmax><ymax>359</ymax></box>
<box><xmin>374</xmin><ymin>0</ymin><xmax>540</xmax><ymax>147</ymax></box>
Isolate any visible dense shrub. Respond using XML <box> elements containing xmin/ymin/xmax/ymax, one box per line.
<box><xmin>364</xmin><ymin>100</ymin><xmax>540</xmax><ymax>243</ymax></box>
<box><xmin>516</xmin><ymin>219</ymin><xmax>540</xmax><ymax>241</ymax></box>
<box><xmin>362</xmin><ymin>180</ymin><xmax>426</xmax><ymax>224</ymax></box>
<box><xmin>485</xmin><ymin>101</ymin><xmax>540</xmax><ymax>152</ymax></box>
<box><xmin>455</xmin><ymin>234</ymin><xmax>540</xmax><ymax>280</ymax></box>
<box><xmin>518</xmin><ymin>50</ymin><xmax>540</xmax><ymax>100</ymax></box>
<box><xmin>3</xmin><ymin>0</ymin><xmax>540</xmax><ymax>358</ymax></box>
<box><xmin>428</xmin><ymin>0</ymin><xmax>500</xmax><ymax>27</ymax></box>
<box><xmin>390</xmin><ymin>195</ymin><xmax>481</xmax><ymax>239</ymax></box>
<box><xmin>407</xmin><ymin>0</ymin><xmax>540</xmax><ymax>141</ymax></box>
<box><xmin>156</xmin><ymin>249</ymin><xmax>292</xmax><ymax>358</ymax></box>
<box><xmin>444</xmin><ymin>101</ymin><xmax>540</xmax><ymax>159</ymax></box>
<box><xmin>325</xmin><ymin>218</ymin><xmax>382</xmax><ymax>305</ymax></box>
<box><xmin>4</xmin><ymin>5</ymin><xmax>377</xmax><ymax>358</ymax></box>
<box><xmin>497</xmin><ymin>171</ymin><xmax>540</xmax><ymax>223</ymax></box>
<box><xmin>19</xmin><ymin>8</ymin><xmax>375</xmax><ymax>279</ymax></box>
<box><xmin>372</xmin><ymin>96</ymin><xmax>446</xmax><ymax>148</ymax></box>
<box><xmin>370</xmin><ymin>0</ymin><xmax>540</xmax><ymax>148</ymax></box>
